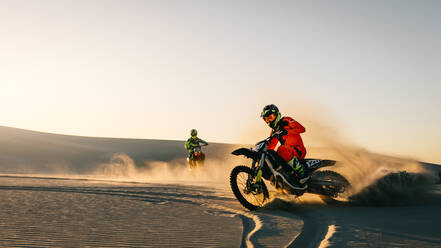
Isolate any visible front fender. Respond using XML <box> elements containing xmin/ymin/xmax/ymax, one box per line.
<box><xmin>231</xmin><ymin>148</ymin><xmax>258</xmax><ymax>160</ymax></box>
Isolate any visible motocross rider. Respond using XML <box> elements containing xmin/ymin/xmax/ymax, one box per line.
<box><xmin>261</xmin><ymin>104</ymin><xmax>310</xmax><ymax>188</ymax></box>
<box><xmin>185</xmin><ymin>129</ymin><xmax>208</xmax><ymax>160</ymax></box>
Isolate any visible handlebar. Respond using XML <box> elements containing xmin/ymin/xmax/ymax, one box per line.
<box><xmin>254</xmin><ymin>130</ymin><xmax>283</xmax><ymax>147</ymax></box>
<box><xmin>266</xmin><ymin>130</ymin><xmax>283</xmax><ymax>141</ymax></box>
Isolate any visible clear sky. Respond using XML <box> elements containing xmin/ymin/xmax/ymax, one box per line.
<box><xmin>1</xmin><ymin>0</ymin><xmax>440</xmax><ymax>163</ymax></box>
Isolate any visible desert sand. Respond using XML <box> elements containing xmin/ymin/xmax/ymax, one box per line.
<box><xmin>0</xmin><ymin>126</ymin><xmax>440</xmax><ymax>247</ymax></box>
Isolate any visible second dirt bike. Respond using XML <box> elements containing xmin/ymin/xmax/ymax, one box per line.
<box><xmin>230</xmin><ymin>132</ymin><xmax>351</xmax><ymax>211</ymax></box>
<box><xmin>187</xmin><ymin>144</ymin><xmax>207</xmax><ymax>170</ymax></box>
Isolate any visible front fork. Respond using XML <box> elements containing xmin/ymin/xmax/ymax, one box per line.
<box><xmin>245</xmin><ymin>153</ymin><xmax>266</xmax><ymax>194</ymax></box>
<box><xmin>255</xmin><ymin>153</ymin><xmax>266</xmax><ymax>182</ymax></box>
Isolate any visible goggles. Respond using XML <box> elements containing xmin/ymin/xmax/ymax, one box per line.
<box><xmin>263</xmin><ymin>113</ymin><xmax>276</xmax><ymax>123</ymax></box>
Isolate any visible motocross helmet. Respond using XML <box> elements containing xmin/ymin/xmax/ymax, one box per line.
<box><xmin>190</xmin><ymin>129</ymin><xmax>198</xmax><ymax>139</ymax></box>
<box><xmin>261</xmin><ymin>104</ymin><xmax>281</xmax><ymax>129</ymax></box>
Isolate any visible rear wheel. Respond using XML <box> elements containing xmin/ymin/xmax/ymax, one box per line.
<box><xmin>230</xmin><ymin>165</ymin><xmax>269</xmax><ymax>211</ymax></box>
<box><xmin>310</xmin><ymin>170</ymin><xmax>351</xmax><ymax>204</ymax></box>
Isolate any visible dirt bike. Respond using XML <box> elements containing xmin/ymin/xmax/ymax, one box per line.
<box><xmin>187</xmin><ymin>144</ymin><xmax>207</xmax><ymax>170</ymax></box>
<box><xmin>230</xmin><ymin>132</ymin><xmax>351</xmax><ymax>211</ymax></box>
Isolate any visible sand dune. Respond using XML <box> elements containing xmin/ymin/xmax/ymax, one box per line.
<box><xmin>0</xmin><ymin>126</ymin><xmax>235</xmax><ymax>174</ymax></box>
<box><xmin>0</xmin><ymin>126</ymin><xmax>440</xmax><ymax>247</ymax></box>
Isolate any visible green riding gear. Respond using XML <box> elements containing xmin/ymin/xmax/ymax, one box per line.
<box><xmin>185</xmin><ymin>129</ymin><xmax>208</xmax><ymax>158</ymax></box>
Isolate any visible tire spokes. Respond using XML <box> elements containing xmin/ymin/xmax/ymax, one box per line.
<box><xmin>236</xmin><ymin>172</ymin><xmax>266</xmax><ymax>207</ymax></box>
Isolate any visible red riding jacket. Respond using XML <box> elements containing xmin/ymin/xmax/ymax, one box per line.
<box><xmin>267</xmin><ymin>116</ymin><xmax>307</xmax><ymax>160</ymax></box>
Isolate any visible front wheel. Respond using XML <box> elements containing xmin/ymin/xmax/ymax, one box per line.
<box><xmin>196</xmin><ymin>153</ymin><xmax>205</xmax><ymax>168</ymax></box>
<box><xmin>230</xmin><ymin>165</ymin><xmax>269</xmax><ymax>211</ymax></box>
<box><xmin>188</xmin><ymin>159</ymin><xmax>197</xmax><ymax>170</ymax></box>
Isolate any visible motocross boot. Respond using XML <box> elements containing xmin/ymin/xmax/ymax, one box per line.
<box><xmin>288</xmin><ymin>156</ymin><xmax>310</xmax><ymax>184</ymax></box>
<box><xmin>277</xmin><ymin>164</ymin><xmax>307</xmax><ymax>190</ymax></box>
<box><xmin>269</xmin><ymin>150</ymin><xmax>307</xmax><ymax>190</ymax></box>
<box><xmin>271</xmin><ymin>162</ymin><xmax>303</xmax><ymax>190</ymax></box>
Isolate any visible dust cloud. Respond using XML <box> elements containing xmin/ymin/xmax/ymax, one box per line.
<box><xmin>92</xmin><ymin>153</ymin><xmax>245</xmax><ymax>186</ymax></box>
<box><xmin>348</xmin><ymin>171</ymin><xmax>438</xmax><ymax>206</ymax></box>
<box><xmin>303</xmin><ymin>120</ymin><xmax>439</xmax><ymax>206</ymax></box>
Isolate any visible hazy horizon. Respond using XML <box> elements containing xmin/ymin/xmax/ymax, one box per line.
<box><xmin>1</xmin><ymin>0</ymin><xmax>440</xmax><ymax>163</ymax></box>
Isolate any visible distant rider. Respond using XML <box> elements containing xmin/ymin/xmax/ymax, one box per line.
<box><xmin>261</xmin><ymin>104</ymin><xmax>309</xmax><ymax>188</ymax></box>
<box><xmin>185</xmin><ymin>129</ymin><xmax>208</xmax><ymax>160</ymax></box>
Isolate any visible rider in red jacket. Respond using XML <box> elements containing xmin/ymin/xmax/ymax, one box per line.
<box><xmin>261</xmin><ymin>104</ymin><xmax>310</xmax><ymax>187</ymax></box>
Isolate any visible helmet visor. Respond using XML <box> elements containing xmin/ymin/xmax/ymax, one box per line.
<box><xmin>191</xmin><ymin>129</ymin><xmax>197</xmax><ymax>137</ymax></box>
